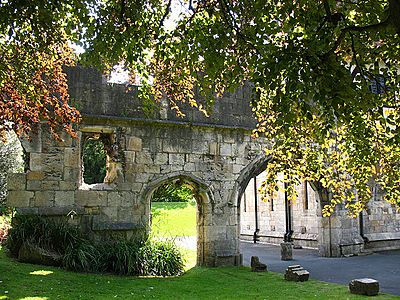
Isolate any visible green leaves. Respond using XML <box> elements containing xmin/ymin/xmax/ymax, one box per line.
<box><xmin>2</xmin><ymin>0</ymin><xmax>400</xmax><ymax>213</ymax></box>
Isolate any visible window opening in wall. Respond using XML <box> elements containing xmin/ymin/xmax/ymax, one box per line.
<box><xmin>82</xmin><ymin>138</ymin><xmax>107</xmax><ymax>184</ymax></box>
<box><xmin>151</xmin><ymin>181</ymin><xmax>197</xmax><ymax>269</ymax></box>
<box><xmin>304</xmin><ymin>181</ymin><xmax>309</xmax><ymax>210</ymax></box>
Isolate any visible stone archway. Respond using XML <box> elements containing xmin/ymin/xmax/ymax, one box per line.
<box><xmin>141</xmin><ymin>172</ymin><xmax>214</xmax><ymax>266</ymax></box>
<box><xmin>231</xmin><ymin>154</ymin><xmax>271</xmax><ymax>207</ymax></box>
<box><xmin>227</xmin><ymin>154</ymin><xmax>270</xmax><ymax>260</ymax></box>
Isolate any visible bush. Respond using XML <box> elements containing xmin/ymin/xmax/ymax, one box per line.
<box><xmin>139</xmin><ymin>239</ymin><xmax>185</xmax><ymax>276</ymax></box>
<box><xmin>152</xmin><ymin>182</ymin><xmax>193</xmax><ymax>202</ymax></box>
<box><xmin>6</xmin><ymin>215</ymin><xmax>184</xmax><ymax>276</ymax></box>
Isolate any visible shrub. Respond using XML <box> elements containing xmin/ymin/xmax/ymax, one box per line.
<box><xmin>138</xmin><ymin>239</ymin><xmax>185</xmax><ymax>276</ymax></box>
<box><xmin>6</xmin><ymin>215</ymin><xmax>85</xmax><ymax>257</ymax></box>
<box><xmin>5</xmin><ymin>215</ymin><xmax>184</xmax><ymax>276</ymax></box>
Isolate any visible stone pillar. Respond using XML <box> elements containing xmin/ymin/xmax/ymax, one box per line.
<box><xmin>281</xmin><ymin>242</ymin><xmax>293</xmax><ymax>260</ymax></box>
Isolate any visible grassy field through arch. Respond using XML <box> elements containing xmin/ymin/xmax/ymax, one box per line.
<box><xmin>151</xmin><ymin>201</ymin><xmax>197</xmax><ymax>270</ymax></box>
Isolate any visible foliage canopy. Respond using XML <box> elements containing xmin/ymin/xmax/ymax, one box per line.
<box><xmin>1</xmin><ymin>0</ymin><xmax>400</xmax><ymax>214</ymax></box>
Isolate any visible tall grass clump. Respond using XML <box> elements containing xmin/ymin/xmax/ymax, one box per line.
<box><xmin>5</xmin><ymin>214</ymin><xmax>184</xmax><ymax>276</ymax></box>
<box><xmin>139</xmin><ymin>238</ymin><xmax>185</xmax><ymax>276</ymax></box>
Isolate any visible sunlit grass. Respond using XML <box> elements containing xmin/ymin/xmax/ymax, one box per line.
<box><xmin>0</xmin><ymin>247</ymin><xmax>398</xmax><ymax>300</ymax></box>
<box><xmin>151</xmin><ymin>201</ymin><xmax>196</xmax><ymax>237</ymax></box>
<box><xmin>29</xmin><ymin>270</ymin><xmax>54</xmax><ymax>276</ymax></box>
<box><xmin>180</xmin><ymin>248</ymin><xmax>197</xmax><ymax>270</ymax></box>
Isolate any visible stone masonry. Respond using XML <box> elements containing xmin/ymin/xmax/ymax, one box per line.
<box><xmin>7</xmin><ymin>66</ymin><xmax>269</xmax><ymax>267</ymax></box>
<box><xmin>7</xmin><ymin>66</ymin><xmax>400</xmax><ymax>266</ymax></box>
<box><xmin>240</xmin><ymin>171</ymin><xmax>400</xmax><ymax>256</ymax></box>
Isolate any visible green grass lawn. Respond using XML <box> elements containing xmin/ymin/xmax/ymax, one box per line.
<box><xmin>1</xmin><ymin>248</ymin><xmax>398</xmax><ymax>300</ymax></box>
<box><xmin>151</xmin><ymin>201</ymin><xmax>196</xmax><ymax>237</ymax></box>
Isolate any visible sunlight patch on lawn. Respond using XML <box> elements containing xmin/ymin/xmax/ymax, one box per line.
<box><xmin>29</xmin><ymin>270</ymin><xmax>53</xmax><ymax>276</ymax></box>
<box><xmin>19</xmin><ymin>297</ymin><xmax>49</xmax><ymax>300</ymax></box>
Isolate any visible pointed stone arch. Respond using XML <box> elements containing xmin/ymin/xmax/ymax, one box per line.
<box><xmin>142</xmin><ymin>171</ymin><xmax>215</xmax><ymax>266</ymax></box>
<box><xmin>229</xmin><ymin>153</ymin><xmax>271</xmax><ymax>209</ymax></box>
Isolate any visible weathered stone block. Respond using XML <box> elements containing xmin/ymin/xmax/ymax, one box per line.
<box><xmin>127</xmin><ymin>136</ymin><xmax>142</xmax><ymax>151</ymax></box>
<box><xmin>63</xmin><ymin>167</ymin><xmax>80</xmax><ymax>181</ymax></box>
<box><xmin>124</xmin><ymin>151</ymin><xmax>135</xmax><ymax>164</ymax></box>
<box><xmin>34</xmin><ymin>191</ymin><xmax>55</xmax><ymax>207</ymax></box>
<box><xmin>85</xmin><ymin>206</ymin><xmax>101</xmax><ymax>215</ymax></box>
<box><xmin>108</xmin><ymin>192</ymin><xmax>134</xmax><ymax>207</ymax></box>
<box><xmin>41</xmin><ymin>181</ymin><xmax>60</xmax><ymax>190</ymax></box>
<box><xmin>154</xmin><ymin>153</ymin><xmax>168</xmax><ymax>165</ymax></box>
<box><xmin>171</xmin><ymin>164</ymin><xmax>183</xmax><ymax>172</ymax></box>
<box><xmin>169</xmin><ymin>153</ymin><xmax>185</xmax><ymax>165</ymax></box>
<box><xmin>27</xmin><ymin>180</ymin><xmax>42</xmax><ymax>191</ymax></box>
<box><xmin>7</xmin><ymin>191</ymin><xmax>34</xmax><ymax>207</ymax></box>
<box><xmin>7</xmin><ymin>173</ymin><xmax>27</xmax><ymax>191</ymax></box>
<box><xmin>220</xmin><ymin>143</ymin><xmax>232</xmax><ymax>156</ymax></box>
<box><xmin>251</xmin><ymin>256</ymin><xmax>267</xmax><ymax>272</ymax></box>
<box><xmin>29</xmin><ymin>154</ymin><xmax>44</xmax><ymax>172</ymax></box>
<box><xmin>75</xmin><ymin>190</ymin><xmax>107</xmax><ymax>206</ymax></box>
<box><xmin>16</xmin><ymin>207</ymin><xmax>39</xmax><ymax>215</ymax></box>
<box><xmin>284</xmin><ymin>265</ymin><xmax>310</xmax><ymax>282</ymax></box>
<box><xmin>281</xmin><ymin>242</ymin><xmax>293</xmax><ymax>261</ymax></box>
<box><xmin>102</xmin><ymin>206</ymin><xmax>118</xmax><ymax>221</ymax></box>
<box><xmin>59</xmin><ymin>181</ymin><xmax>78</xmax><ymax>190</ymax></box>
<box><xmin>135</xmin><ymin>152</ymin><xmax>153</xmax><ymax>164</ymax></box>
<box><xmin>131</xmin><ymin>183</ymin><xmax>143</xmax><ymax>192</ymax></box>
<box><xmin>64</xmin><ymin>148</ymin><xmax>79</xmax><ymax>167</ymax></box>
<box><xmin>209</xmin><ymin>143</ymin><xmax>219</xmax><ymax>156</ymax></box>
<box><xmin>18</xmin><ymin>243</ymin><xmax>62</xmax><ymax>267</ymax></box>
<box><xmin>55</xmin><ymin>191</ymin><xmax>75</xmax><ymax>207</ymax></box>
<box><xmin>42</xmin><ymin>153</ymin><xmax>64</xmax><ymax>180</ymax></box>
<box><xmin>349</xmin><ymin>278</ymin><xmax>379</xmax><ymax>296</ymax></box>
<box><xmin>20</xmin><ymin>130</ymin><xmax>41</xmax><ymax>153</ymax></box>
<box><xmin>26</xmin><ymin>171</ymin><xmax>45</xmax><ymax>181</ymax></box>
<box><xmin>184</xmin><ymin>162</ymin><xmax>196</xmax><ymax>172</ymax></box>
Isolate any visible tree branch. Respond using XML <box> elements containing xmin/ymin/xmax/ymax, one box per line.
<box><xmin>158</xmin><ymin>0</ymin><xmax>172</xmax><ymax>31</ymax></box>
<box><xmin>322</xmin><ymin>19</ymin><xmax>390</xmax><ymax>60</ymax></box>
<box><xmin>218</xmin><ymin>0</ymin><xmax>261</xmax><ymax>56</ymax></box>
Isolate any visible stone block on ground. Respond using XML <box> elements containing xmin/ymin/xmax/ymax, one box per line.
<box><xmin>251</xmin><ymin>256</ymin><xmax>267</xmax><ymax>272</ymax></box>
<box><xmin>281</xmin><ymin>242</ymin><xmax>293</xmax><ymax>261</ymax></box>
<box><xmin>349</xmin><ymin>278</ymin><xmax>379</xmax><ymax>296</ymax></box>
<box><xmin>284</xmin><ymin>265</ymin><xmax>310</xmax><ymax>282</ymax></box>
<box><xmin>18</xmin><ymin>243</ymin><xmax>62</xmax><ymax>267</ymax></box>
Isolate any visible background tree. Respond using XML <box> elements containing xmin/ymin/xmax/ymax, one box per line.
<box><xmin>0</xmin><ymin>132</ymin><xmax>23</xmax><ymax>212</ymax></box>
<box><xmin>1</xmin><ymin>0</ymin><xmax>400</xmax><ymax>214</ymax></box>
<box><xmin>82</xmin><ymin>139</ymin><xmax>107</xmax><ymax>184</ymax></box>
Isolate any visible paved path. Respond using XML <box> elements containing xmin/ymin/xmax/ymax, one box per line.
<box><xmin>240</xmin><ymin>241</ymin><xmax>400</xmax><ymax>296</ymax></box>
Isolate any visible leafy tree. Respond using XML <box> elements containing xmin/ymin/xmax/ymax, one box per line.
<box><xmin>2</xmin><ymin>0</ymin><xmax>400</xmax><ymax>214</ymax></box>
<box><xmin>82</xmin><ymin>139</ymin><xmax>107</xmax><ymax>184</ymax></box>
<box><xmin>152</xmin><ymin>182</ymin><xmax>194</xmax><ymax>203</ymax></box>
<box><xmin>0</xmin><ymin>132</ymin><xmax>23</xmax><ymax>212</ymax></box>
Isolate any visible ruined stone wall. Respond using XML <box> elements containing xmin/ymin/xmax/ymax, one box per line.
<box><xmin>240</xmin><ymin>172</ymin><xmax>400</xmax><ymax>256</ymax></box>
<box><xmin>7</xmin><ymin>66</ymin><xmax>400</xmax><ymax>265</ymax></box>
<box><xmin>65</xmin><ymin>66</ymin><xmax>256</xmax><ymax>129</ymax></box>
<box><xmin>362</xmin><ymin>187</ymin><xmax>400</xmax><ymax>251</ymax></box>
<box><xmin>7</xmin><ymin>66</ymin><xmax>267</xmax><ymax>266</ymax></box>
<box><xmin>240</xmin><ymin>172</ymin><xmax>319</xmax><ymax>249</ymax></box>
<box><xmin>8</xmin><ymin>119</ymin><xmax>267</xmax><ymax>266</ymax></box>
